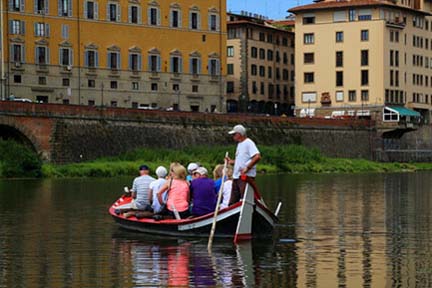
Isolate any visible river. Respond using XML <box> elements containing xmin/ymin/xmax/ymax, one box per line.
<box><xmin>0</xmin><ymin>172</ymin><xmax>431</xmax><ymax>287</ymax></box>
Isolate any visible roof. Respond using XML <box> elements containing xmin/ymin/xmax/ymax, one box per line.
<box><xmin>289</xmin><ymin>0</ymin><xmax>431</xmax><ymax>16</ymax></box>
<box><xmin>387</xmin><ymin>106</ymin><xmax>421</xmax><ymax>117</ymax></box>
<box><xmin>228</xmin><ymin>20</ymin><xmax>294</xmax><ymax>34</ymax></box>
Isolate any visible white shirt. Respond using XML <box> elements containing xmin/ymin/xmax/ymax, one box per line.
<box><xmin>220</xmin><ymin>180</ymin><xmax>233</xmax><ymax>209</ymax></box>
<box><xmin>149</xmin><ymin>178</ymin><xmax>167</xmax><ymax>213</ymax></box>
<box><xmin>233</xmin><ymin>138</ymin><xmax>260</xmax><ymax>179</ymax></box>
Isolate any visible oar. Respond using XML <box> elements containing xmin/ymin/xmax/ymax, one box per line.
<box><xmin>207</xmin><ymin>152</ymin><xmax>229</xmax><ymax>252</ymax></box>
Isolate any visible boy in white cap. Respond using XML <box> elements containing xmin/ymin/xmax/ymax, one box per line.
<box><xmin>149</xmin><ymin>166</ymin><xmax>168</xmax><ymax>213</ymax></box>
<box><xmin>225</xmin><ymin>124</ymin><xmax>261</xmax><ymax>204</ymax></box>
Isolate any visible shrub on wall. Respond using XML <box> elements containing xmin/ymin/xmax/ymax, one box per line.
<box><xmin>0</xmin><ymin>140</ymin><xmax>42</xmax><ymax>178</ymax></box>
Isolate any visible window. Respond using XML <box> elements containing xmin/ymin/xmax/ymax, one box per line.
<box><xmin>227</xmin><ymin>64</ymin><xmax>234</xmax><ymax>75</ymax></box>
<box><xmin>303</xmin><ymin>15</ymin><xmax>315</xmax><ymax>24</ymax></box>
<box><xmin>268</xmin><ymin>84</ymin><xmax>274</xmax><ymax>98</ymax></box>
<box><xmin>361</xmin><ymin>50</ymin><xmax>369</xmax><ymax>66</ymax></box>
<box><xmin>227</xmin><ymin>46</ymin><xmax>234</xmax><ymax>57</ymax></box>
<box><xmin>62</xmin><ymin>78</ymin><xmax>70</xmax><ymax>86</ymax></box>
<box><xmin>395</xmin><ymin>50</ymin><xmax>399</xmax><ymax>67</ymax></box>
<box><xmin>192</xmin><ymin>85</ymin><xmax>198</xmax><ymax>92</ymax></box>
<box><xmin>170</xmin><ymin>56</ymin><xmax>182</xmax><ymax>73</ymax></box>
<box><xmin>283</xmin><ymin>69</ymin><xmax>289</xmax><ymax>80</ymax></box>
<box><xmin>170</xmin><ymin>9</ymin><xmax>181</xmax><ymax>28</ymax></box>
<box><xmin>38</xmin><ymin>76</ymin><xmax>46</xmax><ymax>85</ymax></box>
<box><xmin>14</xmin><ymin>75</ymin><xmax>22</xmax><ymax>83</ymax></box>
<box><xmin>85</xmin><ymin>1</ymin><xmax>97</xmax><ymax>19</ymax></box>
<box><xmin>190</xmin><ymin>57</ymin><xmax>201</xmax><ymax>75</ymax></box>
<box><xmin>336</xmin><ymin>51</ymin><xmax>343</xmax><ymax>67</ymax></box>
<box><xmin>361</xmin><ymin>30</ymin><xmax>369</xmax><ymax>41</ymax></box>
<box><xmin>349</xmin><ymin>9</ymin><xmax>355</xmax><ymax>21</ymax></box>
<box><xmin>148</xmin><ymin>54</ymin><xmax>161</xmax><ymax>72</ymax></box>
<box><xmin>208</xmin><ymin>59</ymin><xmax>220</xmax><ymax>76</ymax></box>
<box><xmin>260</xmin><ymin>82</ymin><xmax>264</xmax><ymax>95</ymax></box>
<box><xmin>149</xmin><ymin>7</ymin><xmax>160</xmax><ymax>25</ymax></box>
<box><xmin>333</xmin><ymin>11</ymin><xmax>346</xmax><ymax>22</ymax></box>
<box><xmin>59</xmin><ymin>48</ymin><xmax>72</xmax><ymax>66</ymax></box>
<box><xmin>151</xmin><ymin>83</ymin><xmax>158</xmax><ymax>91</ymax></box>
<box><xmin>129</xmin><ymin>53</ymin><xmax>141</xmax><ymax>71</ymax></box>
<box><xmin>283</xmin><ymin>52</ymin><xmax>288</xmax><ymax>64</ymax></box>
<box><xmin>227</xmin><ymin>81</ymin><xmax>234</xmax><ymax>93</ymax></box>
<box><xmin>110</xmin><ymin>101</ymin><xmax>118</xmax><ymax>107</ymax></box>
<box><xmin>268</xmin><ymin>67</ymin><xmax>272</xmax><ymax>79</ymax></box>
<box><xmin>302</xmin><ymin>92</ymin><xmax>316</xmax><ymax>102</ymax></box>
<box><xmin>259</xmin><ymin>48</ymin><xmax>265</xmax><ymax>59</ymax></box>
<box><xmin>35</xmin><ymin>0</ymin><xmax>48</xmax><ymax>13</ymax></box>
<box><xmin>10</xmin><ymin>0</ymin><xmax>24</xmax><ymax>11</ymax></box>
<box><xmin>88</xmin><ymin>79</ymin><xmax>95</xmax><ymax>87</ymax></box>
<box><xmin>190</xmin><ymin>11</ymin><xmax>199</xmax><ymax>29</ymax></box>
<box><xmin>58</xmin><ymin>0</ymin><xmax>71</xmax><ymax>16</ymax></box>
<box><xmin>349</xmin><ymin>90</ymin><xmax>356</xmax><ymax>101</ymax></box>
<box><xmin>259</xmin><ymin>32</ymin><xmax>265</xmax><ymax>41</ymax></box>
<box><xmin>129</xmin><ymin>5</ymin><xmax>140</xmax><ymax>24</ymax></box>
<box><xmin>267</xmin><ymin>50</ymin><xmax>273</xmax><ymax>61</ymax></box>
<box><xmin>35</xmin><ymin>46</ymin><xmax>49</xmax><ymax>64</ymax></box>
<box><xmin>336</xmin><ymin>91</ymin><xmax>344</xmax><ymax>101</ymax></box>
<box><xmin>358</xmin><ymin>14</ymin><xmax>371</xmax><ymax>21</ymax></box>
<box><xmin>61</xmin><ymin>24</ymin><xmax>69</xmax><ymax>39</ymax></box>
<box><xmin>304</xmin><ymin>33</ymin><xmax>314</xmax><ymax>44</ymax></box>
<box><xmin>251</xmin><ymin>47</ymin><xmax>257</xmax><ymax>58</ymax></box>
<box><xmin>172</xmin><ymin>84</ymin><xmax>179</xmax><ymax>91</ymax></box>
<box><xmin>85</xmin><ymin>50</ymin><xmax>98</xmax><ymax>68</ymax></box>
<box><xmin>361</xmin><ymin>90</ymin><xmax>369</xmax><ymax>101</ymax></box>
<box><xmin>259</xmin><ymin>66</ymin><xmax>265</xmax><ymax>77</ymax></box>
<box><xmin>304</xmin><ymin>72</ymin><xmax>314</xmax><ymax>83</ymax></box>
<box><xmin>108</xmin><ymin>3</ymin><xmax>119</xmax><ymax>22</ymax></box>
<box><xmin>361</xmin><ymin>70</ymin><xmax>369</xmax><ymax>85</ymax></box>
<box><xmin>209</xmin><ymin>14</ymin><xmax>218</xmax><ymax>31</ymax></box>
<box><xmin>34</xmin><ymin>22</ymin><xmax>50</xmax><ymax>37</ymax></box>
<box><xmin>267</xmin><ymin>34</ymin><xmax>273</xmax><ymax>43</ymax></box>
<box><xmin>88</xmin><ymin>100</ymin><xmax>95</xmax><ymax>106</ymax></box>
<box><xmin>110</xmin><ymin>81</ymin><xmax>117</xmax><ymax>89</ymax></box>
<box><xmin>10</xmin><ymin>20</ymin><xmax>24</xmax><ymax>35</ymax></box>
<box><xmin>336</xmin><ymin>31</ymin><xmax>343</xmax><ymax>42</ymax></box>
<box><xmin>251</xmin><ymin>64</ymin><xmax>257</xmax><ymax>76</ymax></box>
<box><xmin>336</xmin><ymin>71</ymin><xmax>343</xmax><ymax>86</ymax></box>
<box><xmin>107</xmin><ymin>52</ymin><xmax>120</xmax><ymax>69</ymax></box>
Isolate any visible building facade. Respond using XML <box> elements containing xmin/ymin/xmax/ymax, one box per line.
<box><xmin>0</xmin><ymin>0</ymin><xmax>226</xmax><ymax>112</ymax></box>
<box><xmin>290</xmin><ymin>0</ymin><xmax>432</xmax><ymax>124</ymax></box>
<box><xmin>226</xmin><ymin>13</ymin><xmax>295</xmax><ymax>115</ymax></box>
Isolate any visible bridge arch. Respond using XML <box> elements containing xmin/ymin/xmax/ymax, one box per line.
<box><xmin>0</xmin><ymin>121</ymin><xmax>42</xmax><ymax>157</ymax></box>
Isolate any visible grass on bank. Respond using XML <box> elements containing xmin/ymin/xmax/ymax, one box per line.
<box><xmin>41</xmin><ymin>144</ymin><xmax>430</xmax><ymax>178</ymax></box>
<box><xmin>0</xmin><ymin>140</ymin><xmax>42</xmax><ymax>178</ymax></box>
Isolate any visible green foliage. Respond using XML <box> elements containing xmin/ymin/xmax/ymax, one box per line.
<box><xmin>0</xmin><ymin>140</ymin><xmax>42</xmax><ymax>178</ymax></box>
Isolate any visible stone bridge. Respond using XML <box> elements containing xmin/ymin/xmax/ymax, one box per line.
<box><xmin>0</xmin><ymin>101</ymin><xmax>379</xmax><ymax>163</ymax></box>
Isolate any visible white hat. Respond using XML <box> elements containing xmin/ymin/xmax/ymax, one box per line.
<box><xmin>195</xmin><ymin>167</ymin><xmax>208</xmax><ymax>176</ymax></box>
<box><xmin>187</xmin><ymin>163</ymin><xmax>199</xmax><ymax>174</ymax></box>
<box><xmin>228</xmin><ymin>124</ymin><xmax>246</xmax><ymax>135</ymax></box>
<box><xmin>155</xmin><ymin>166</ymin><xmax>168</xmax><ymax>178</ymax></box>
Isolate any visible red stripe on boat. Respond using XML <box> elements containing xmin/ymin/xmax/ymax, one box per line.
<box><xmin>234</xmin><ymin>233</ymin><xmax>252</xmax><ymax>243</ymax></box>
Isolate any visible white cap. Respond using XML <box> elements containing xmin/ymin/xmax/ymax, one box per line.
<box><xmin>187</xmin><ymin>163</ymin><xmax>199</xmax><ymax>174</ymax></box>
<box><xmin>155</xmin><ymin>166</ymin><xmax>168</xmax><ymax>178</ymax></box>
<box><xmin>228</xmin><ymin>124</ymin><xmax>246</xmax><ymax>136</ymax></box>
<box><xmin>195</xmin><ymin>167</ymin><xmax>208</xmax><ymax>176</ymax></box>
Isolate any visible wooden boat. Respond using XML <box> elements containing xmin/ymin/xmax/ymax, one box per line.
<box><xmin>109</xmin><ymin>185</ymin><xmax>280</xmax><ymax>240</ymax></box>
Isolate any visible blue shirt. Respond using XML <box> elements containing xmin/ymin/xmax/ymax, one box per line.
<box><xmin>190</xmin><ymin>178</ymin><xmax>216</xmax><ymax>216</ymax></box>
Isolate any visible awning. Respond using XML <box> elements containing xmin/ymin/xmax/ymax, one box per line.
<box><xmin>387</xmin><ymin>106</ymin><xmax>421</xmax><ymax>117</ymax></box>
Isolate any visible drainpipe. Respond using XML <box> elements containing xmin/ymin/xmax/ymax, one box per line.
<box><xmin>0</xmin><ymin>0</ymin><xmax>5</xmax><ymax>100</ymax></box>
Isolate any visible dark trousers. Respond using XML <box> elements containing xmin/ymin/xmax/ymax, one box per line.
<box><xmin>229</xmin><ymin>177</ymin><xmax>259</xmax><ymax>205</ymax></box>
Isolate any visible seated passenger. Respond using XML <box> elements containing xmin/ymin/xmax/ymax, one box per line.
<box><xmin>213</xmin><ymin>164</ymin><xmax>224</xmax><ymax>194</ymax></box>
<box><xmin>156</xmin><ymin>163</ymin><xmax>190</xmax><ymax>219</ymax></box>
<box><xmin>190</xmin><ymin>167</ymin><xmax>217</xmax><ymax>216</ymax></box>
<box><xmin>186</xmin><ymin>162</ymin><xmax>199</xmax><ymax>183</ymax></box>
<box><xmin>220</xmin><ymin>165</ymin><xmax>233</xmax><ymax>209</ymax></box>
<box><xmin>149</xmin><ymin>166</ymin><xmax>168</xmax><ymax>214</ymax></box>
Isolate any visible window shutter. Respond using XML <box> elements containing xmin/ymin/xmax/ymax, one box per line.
<box><xmin>85</xmin><ymin>51</ymin><xmax>89</xmax><ymax>66</ymax></box>
<box><xmin>157</xmin><ymin>55</ymin><xmax>161</xmax><ymax>72</ymax></box>
<box><xmin>59</xmin><ymin>48</ymin><xmax>63</xmax><ymax>65</ymax></box>
<box><xmin>8</xmin><ymin>20</ymin><xmax>13</xmax><ymax>34</ymax></box>
<box><xmin>179</xmin><ymin>57</ymin><xmax>182</xmax><ymax>73</ymax></box>
<box><xmin>137</xmin><ymin>54</ymin><xmax>142</xmax><ymax>71</ymax></box>
<box><xmin>117</xmin><ymin>52</ymin><xmax>121</xmax><ymax>69</ymax></box>
<box><xmin>45</xmin><ymin>23</ymin><xmax>50</xmax><ymax>37</ymax></box>
<box><xmin>216</xmin><ymin>15</ymin><xmax>220</xmax><ymax>31</ymax></box>
<box><xmin>9</xmin><ymin>44</ymin><xmax>13</xmax><ymax>61</ymax></box>
<box><xmin>197</xmin><ymin>13</ymin><xmax>200</xmax><ymax>29</ymax></box>
<box><xmin>21</xmin><ymin>21</ymin><xmax>25</xmax><ymax>35</ymax></box>
<box><xmin>68</xmin><ymin>0</ymin><xmax>72</xmax><ymax>16</ymax></box>
<box><xmin>197</xmin><ymin>59</ymin><xmax>201</xmax><ymax>74</ymax></box>
<box><xmin>216</xmin><ymin>59</ymin><xmax>220</xmax><ymax>75</ymax></box>
<box><xmin>117</xmin><ymin>4</ymin><xmax>121</xmax><ymax>22</ymax></box>
<box><xmin>157</xmin><ymin>8</ymin><xmax>161</xmax><ymax>25</ymax></box>
<box><xmin>33</xmin><ymin>0</ymin><xmax>37</xmax><ymax>13</ymax></box>
<box><xmin>95</xmin><ymin>51</ymin><xmax>99</xmax><ymax>67</ymax></box>
<box><xmin>169</xmin><ymin>10</ymin><xmax>173</xmax><ymax>27</ymax></box>
<box><xmin>170</xmin><ymin>56</ymin><xmax>173</xmax><ymax>73</ymax></box>
<box><xmin>83</xmin><ymin>1</ymin><xmax>87</xmax><ymax>18</ymax></box>
<box><xmin>8</xmin><ymin>0</ymin><xmax>12</xmax><ymax>11</ymax></box>
<box><xmin>70</xmin><ymin>48</ymin><xmax>73</xmax><ymax>65</ymax></box>
<box><xmin>34</xmin><ymin>22</ymin><xmax>37</xmax><ymax>35</ymax></box>
<box><xmin>19</xmin><ymin>0</ymin><xmax>24</xmax><ymax>11</ymax></box>
<box><xmin>147</xmin><ymin>8</ymin><xmax>151</xmax><ymax>25</ymax></box>
<box><xmin>148</xmin><ymin>55</ymin><xmax>151</xmax><ymax>71</ymax></box>
<box><xmin>94</xmin><ymin>2</ymin><xmax>98</xmax><ymax>19</ymax></box>
<box><xmin>44</xmin><ymin>0</ymin><xmax>49</xmax><ymax>14</ymax></box>
<box><xmin>189</xmin><ymin>58</ymin><xmax>193</xmax><ymax>74</ymax></box>
<box><xmin>22</xmin><ymin>45</ymin><xmax>26</xmax><ymax>63</ymax></box>
<box><xmin>46</xmin><ymin>47</ymin><xmax>50</xmax><ymax>64</ymax></box>
<box><xmin>178</xmin><ymin>10</ymin><xmax>182</xmax><ymax>27</ymax></box>
<box><xmin>128</xmin><ymin>54</ymin><xmax>132</xmax><ymax>70</ymax></box>
<box><xmin>106</xmin><ymin>3</ymin><xmax>110</xmax><ymax>20</ymax></box>
<box><xmin>107</xmin><ymin>52</ymin><xmax>111</xmax><ymax>68</ymax></box>
<box><xmin>138</xmin><ymin>6</ymin><xmax>141</xmax><ymax>24</ymax></box>
<box><xmin>58</xmin><ymin>0</ymin><xmax>62</xmax><ymax>16</ymax></box>
<box><xmin>208</xmin><ymin>14</ymin><xmax>211</xmax><ymax>31</ymax></box>
<box><xmin>128</xmin><ymin>6</ymin><xmax>131</xmax><ymax>23</ymax></box>
<box><xmin>35</xmin><ymin>46</ymin><xmax>39</xmax><ymax>64</ymax></box>
<box><xmin>207</xmin><ymin>59</ymin><xmax>210</xmax><ymax>74</ymax></box>
<box><xmin>189</xmin><ymin>11</ymin><xmax>191</xmax><ymax>28</ymax></box>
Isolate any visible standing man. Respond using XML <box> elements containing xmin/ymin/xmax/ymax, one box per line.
<box><xmin>131</xmin><ymin>164</ymin><xmax>155</xmax><ymax>211</ymax></box>
<box><xmin>226</xmin><ymin>124</ymin><xmax>261</xmax><ymax>204</ymax></box>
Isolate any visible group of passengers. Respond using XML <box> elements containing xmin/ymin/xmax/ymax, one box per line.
<box><xmin>115</xmin><ymin>124</ymin><xmax>261</xmax><ymax>220</ymax></box>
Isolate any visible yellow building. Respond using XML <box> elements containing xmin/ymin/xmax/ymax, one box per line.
<box><xmin>226</xmin><ymin>13</ymin><xmax>295</xmax><ymax>115</ymax></box>
<box><xmin>289</xmin><ymin>0</ymin><xmax>430</xmax><ymax>125</ymax></box>
<box><xmin>0</xmin><ymin>0</ymin><xmax>226</xmax><ymax>112</ymax></box>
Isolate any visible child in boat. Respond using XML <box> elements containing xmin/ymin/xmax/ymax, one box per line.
<box><xmin>190</xmin><ymin>167</ymin><xmax>217</xmax><ymax>216</ymax></box>
<box><xmin>149</xmin><ymin>166</ymin><xmax>168</xmax><ymax>214</ymax></box>
<box><xmin>156</xmin><ymin>163</ymin><xmax>190</xmax><ymax>219</ymax></box>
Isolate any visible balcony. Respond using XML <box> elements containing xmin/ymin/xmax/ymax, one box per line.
<box><xmin>386</xmin><ymin>18</ymin><xmax>406</xmax><ymax>29</ymax></box>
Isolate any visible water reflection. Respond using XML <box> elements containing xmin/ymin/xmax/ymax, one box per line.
<box><xmin>110</xmin><ymin>233</ymin><xmax>258</xmax><ymax>287</ymax></box>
